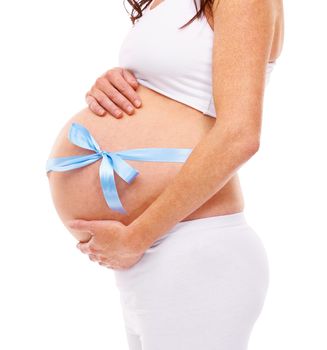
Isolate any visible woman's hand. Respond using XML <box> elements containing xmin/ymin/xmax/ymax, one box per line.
<box><xmin>86</xmin><ymin>67</ymin><xmax>142</xmax><ymax>118</ymax></box>
<box><xmin>67</xmin><ymin>219</ymin><xmax>146</xmax><ymax>270</ymax></box>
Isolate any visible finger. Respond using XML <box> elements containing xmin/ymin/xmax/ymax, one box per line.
<box><xmin>90</xmin><ymin>87</ymin><xmax>123</xmax><ymax>118</ymax></box>
<box><xmin>85</xmin><ymin>94</ymin><xmax>106</xmax><ymax>116</ymax></box>
<box><xmin>101</xmin><ymin>263</ymin><xmax>117</xmax><ymax>270</ymax></box>
<box><xmin>97</xmin><ymin>255</ymin><xmax>119</xmax><ymax>267</ymax></box>
<box><xmin>77</xmin><ymin>241</ymin><xmax>91</xmax><ymax>254</ymax></box>
<box><xmin>96</xmin><ymin>75</ymin><xmax>137</xmax><ymax>116</ymax></box>
<box><xmin>88</xmin><ymin>254</ymin><xmax>98</xmax><ymax>262</ymax></box>
<box><xmin>99</xmin><ymin>261</ymin><xmax>120</xmax><ymax>270</ymax></box>
<box><xmin>107</xmin><ymin>71</ymin><xmax>142</xmax><ymax>110</ymax></box>
<box><xmin>107</xmin><ymin>259</ymin><xmax>128</xmax><ymax>270</ymax></box>
<box><xmin>121</xmin><ymin>69</ymin><xmax>141</xmax><ymax>105</ymax></box>
<box><xmin>79</xmin><ymin>241</ymin><xmax>100</xmax><ymax>255</ymax></box>
<box><xmin>96</xmin><ymin>255</ymin><xmax>108</xmax><ymax>263</ymax></box>
<box><xmin>121</xmin><ymin>68</ymin><xmax>139</xmax><ymax>89</ymax></box>
<box><xmin>77</xmin><ymin>235</ymin><xmax>103</xmax><ymax>255</ymax></box>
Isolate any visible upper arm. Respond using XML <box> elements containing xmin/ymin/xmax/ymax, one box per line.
<box><xmin>211</xmin><ymin>0</ymin><xmax>276</xmax><ymax>142</ymax></box>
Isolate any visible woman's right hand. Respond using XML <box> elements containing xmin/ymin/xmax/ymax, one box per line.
<box><xmin>86</xmin><ymin>67</ymin><xmax>142</xmax><ymax>118</ymax></box>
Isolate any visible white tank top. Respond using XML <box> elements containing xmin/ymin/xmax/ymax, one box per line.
<box><xmin>118</xmin><ymin>0</ymin><xmax>276</xmax><ymax>118</ymax></box>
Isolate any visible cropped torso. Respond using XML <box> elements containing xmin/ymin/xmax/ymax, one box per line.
<box><xmin>47</xmin><ymin>0</ymin><xmax>283</xmax><ymax>237</ymax></box>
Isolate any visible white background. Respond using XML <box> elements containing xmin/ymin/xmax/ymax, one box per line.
<box><xmin>1</xmin><ymin>0</ymin><xmax>326</xmax><ymax>349</ymax></box>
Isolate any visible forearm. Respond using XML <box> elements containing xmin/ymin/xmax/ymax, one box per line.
<box><xmin>127</xmin><ymin>121</ymin><xmax>259</xmax><ymax>252</ymax></box>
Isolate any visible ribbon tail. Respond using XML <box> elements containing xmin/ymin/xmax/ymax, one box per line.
<box><xmin>109</xmin><ymin>153</ymin><xmax>139</xmax><ymax>184</ymax></box>
<box><xmin>99</xmin><ymin>155</ymin><xmax>127</xmax><ymax>214</ymax></box>
<box><xmin>46</xmin><ymin>153</ymin><xmax>101</xmax><ymax>173</ymax></box>
<box><xmin>68</xmin><ymin>122</ymin><xmax>102</xmax><ymax>152</ymax></box>
<box><xmin>114</xmin><ymin>148</ymin><xmax>193</xmax><ymax>162</ymax></box>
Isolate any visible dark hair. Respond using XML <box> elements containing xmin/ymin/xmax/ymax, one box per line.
<box><xmin>124</xmin><ymin>0</ymin><xmax>214</xmax><ymax>29</ymax></box>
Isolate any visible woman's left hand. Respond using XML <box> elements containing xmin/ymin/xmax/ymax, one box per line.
<box><xmin>66</xmin><ymin>219</ymin><xmax>145</xmax><ymax>270</ymax></box>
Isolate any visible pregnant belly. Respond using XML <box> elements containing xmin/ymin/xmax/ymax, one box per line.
<box><xmin>46</xmin><ymin>84</ymin><xmax>244</xmax><ymax>241</ymax></box>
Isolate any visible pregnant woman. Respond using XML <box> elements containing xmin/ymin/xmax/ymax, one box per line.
<box><xmin>46</xmin><ymin>0</ymin><xmax>284</xmax><ymax>349</ymax></box>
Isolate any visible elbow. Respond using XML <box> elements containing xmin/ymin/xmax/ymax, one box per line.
<box><xmin>239</xmin><ymin>136</ymin><xmax>260</xmax><ymax>157</ymax></box>
<box><xmin>245</xmin><ymin>136</ymin><xmax>260</xmax><ymax>154</ymax></box>
<box><xmin>227</xmin><ymin>129</ymin><xmax>260</xmax><ymax>158</ymax></box>
<box><xmin>212</xmin><ymin>120</ymin><xmax>261</xmax><ymax>157</ymax></box>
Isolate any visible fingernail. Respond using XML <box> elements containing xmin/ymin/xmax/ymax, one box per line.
<box><xmin>134</xmin><ymin>99</ymin><xmax>141</xmax><ymax>107</ymax></box>
<box><xmin>127</xmin><ymin>106</ymin><xmax>134</xmax><ymax>114</ymax></box>
<box><xmin>115</xmin><ymin>110</ymin><xmax>123</xmax><ymax>117</ymax></box>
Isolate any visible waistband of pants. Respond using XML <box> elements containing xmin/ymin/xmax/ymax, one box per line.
<box><xmin>153</xmin><ymin>211</ymin><xmax>248</xmax><ymax>245</ymax></box>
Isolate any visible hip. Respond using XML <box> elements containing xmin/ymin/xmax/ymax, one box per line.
<box><xmin>114</xmin><ymin>211</ymin><xmax>270</xmax><ymax>312</ymax></box>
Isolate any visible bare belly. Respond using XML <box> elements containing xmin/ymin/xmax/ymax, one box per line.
<box><xmin>46</xmin><ymin>84</ymin><xmax>244</xmax><ymax>240</ymax></box>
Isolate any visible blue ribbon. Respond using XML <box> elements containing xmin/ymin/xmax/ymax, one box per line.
<box><xmin>46</xmin><ymin>122</ymin><xmax>193</xmax><ymax>214</ymax></box>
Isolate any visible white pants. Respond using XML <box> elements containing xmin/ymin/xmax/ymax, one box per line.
<box><xmin>114</xmin><ymin>211</ymin><xmax>269</xmax><ymax>350</ymax></box>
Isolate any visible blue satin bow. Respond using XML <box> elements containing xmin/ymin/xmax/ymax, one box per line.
<box><xmin>46</xmin><ymin>122</ymin><xmax>193</xmax><ymax>214</ymax></box>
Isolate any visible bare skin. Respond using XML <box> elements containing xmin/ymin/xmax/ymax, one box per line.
<box><xmin>47</xmin><ymin>0</ymin><xmax>284</xmax><ymax>248</ymax></box>
<box><xmin>86</xmin><ymin>0</ymin><xmax>284</xmax><ymax>118</ymax></box>
<box><xmin>48</xmin><ymin>88</ymin><xmax>241</xmax><ymax>242</ymax></box>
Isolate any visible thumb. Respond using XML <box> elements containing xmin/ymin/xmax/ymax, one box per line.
<box><xmin>66</xmin><ymin>219</ymin><xmax>95</xmax><ymax>233</ymax></box>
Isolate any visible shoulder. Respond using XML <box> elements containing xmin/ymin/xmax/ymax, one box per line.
<box><xmin>210</xmin><ymin>0</ymin><xmax>277</xmax><ymax>65</ymax></box>
<box><xmin>211</xmin><ymin>0</ymin><xmax>277</xmax><ymax>23</ymax></box>
<box><xmin>209</xmin><ymin>0</ymin><xmax>278</xmax><ymax>128</ymax></box>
